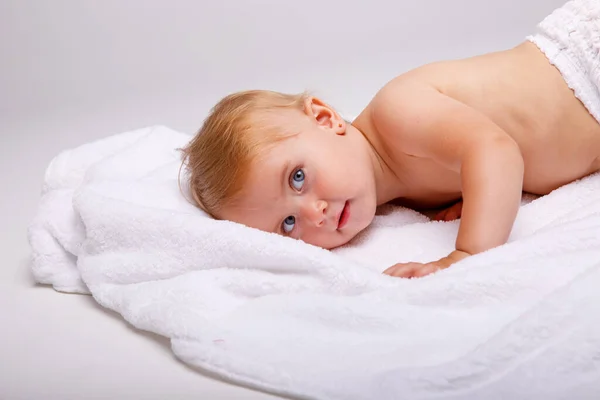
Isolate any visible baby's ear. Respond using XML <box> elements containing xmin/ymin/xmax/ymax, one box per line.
<box><xmin>303</xmin><ymin>97</ymin><xmax>345</xmax><ymax>135</ymax></box>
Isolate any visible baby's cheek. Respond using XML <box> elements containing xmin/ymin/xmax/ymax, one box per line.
<box><xmin>299</xmin><ymin>231</ymin><xmax>327</xmax><ymax>249</ymax></box>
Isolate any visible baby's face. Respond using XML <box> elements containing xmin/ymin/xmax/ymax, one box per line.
<box><xmin>221</xmin><ymin>112</ymin><xmax>378</xmax><ymax>249</ymax></box>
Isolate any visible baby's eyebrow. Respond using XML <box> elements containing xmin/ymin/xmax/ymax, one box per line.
<box><xmin>273</xmin><ymin>161</ymin><xmax>291</xmax><ymax>235</ymax></box>
<box><xmin>271</xmin><ymin>210</ymin><xmax>282</xmax><ymax>234</ymax></box>
<box><xmin>280</xmin><ymin>160</ymin><xmax>291</xmax><ymax>196</ymax></box>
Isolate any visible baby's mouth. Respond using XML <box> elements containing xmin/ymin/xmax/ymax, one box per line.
<box><xmin>337</xmin><ymin>201</ymin><xmax>350</xmax><ymax>230</ymax></box>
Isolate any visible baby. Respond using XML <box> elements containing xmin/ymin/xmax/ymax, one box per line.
<box><xmin>182</xmin><ymin>0</ymin><xmax>600</xmax><ymax>278</ymax></box>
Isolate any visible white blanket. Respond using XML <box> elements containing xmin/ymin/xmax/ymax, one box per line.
<box><xmin>29</xmin><ymin>125</ymin><xmax>600</xmax><ymax>400</ymax></box>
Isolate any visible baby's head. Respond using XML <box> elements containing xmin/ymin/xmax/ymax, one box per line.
<box><xmin>182</xmin><ymin>90</ymin><xmax>379</xmax><ymax>249</ymax></box>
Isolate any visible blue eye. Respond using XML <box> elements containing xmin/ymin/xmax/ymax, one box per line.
<box><xmin>282</xmin><ymin>215</ymin><xmax>295</xmax><ymax>233</ymax></box>
<box><xmin>291</xmin><ymin>168</ymin><xmax>305</xmax><ymax>191</ymax></box>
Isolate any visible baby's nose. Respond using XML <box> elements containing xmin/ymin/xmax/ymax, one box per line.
<box><xmin>303</xmin><ymin>200</ymin><xmax>328</xmax><ymax>227</ymax></box>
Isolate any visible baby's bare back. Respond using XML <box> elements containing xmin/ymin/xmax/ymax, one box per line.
<box><xmin>354</xmin><ymin>23</ymin><xmax>600</xmax><ymax>272</ymax></box>
<box><xmin>425</xmin><ymin>41</ymin><xmax>600</xmax><ymax>196</ymax></box>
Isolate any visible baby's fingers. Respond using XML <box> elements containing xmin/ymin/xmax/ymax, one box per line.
<box><xmin>433</xmin><ymin>201</ymin><xmax>463</xmax><ymax>222</ymax></box>
<box><xmin>433</xmin><ymin>209</ymin><xmax>449</xmax><ymax>221</ymax></box>
<box><xmin>445</xmin><ymin>203</ymin><xmax>462</xmax><ymax>221</ymax></box>
<box><xmin>383</xmin><ymin>263</ymin><xmax>423</xmax><ymax>278</ymax></box>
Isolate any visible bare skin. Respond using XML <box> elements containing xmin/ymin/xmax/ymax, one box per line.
<box><xmin>222</xmin><ymin>41</ymin><xmax>600</xmax><ymax>279</ymax></box>
<box><xmin>353</xmin><ymin>41</ymin><xmax>600</xmax><ymax>277</ymax></box>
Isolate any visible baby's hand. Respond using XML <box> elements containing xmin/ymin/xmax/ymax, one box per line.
<box><xmin>383</xmin><ymin>250</ymin><xmax>471</xmax><ymax>278</ymax></box>
<box><xmin>433</xmin><ymin>200</ymin><xmax>463</xmax><ymax>222</ymax></box>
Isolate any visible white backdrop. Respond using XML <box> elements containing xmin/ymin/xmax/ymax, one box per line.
<box><xmin>2</xmin><ymin>0</ymin><xmax>566</xmax><ymax>132</ymax></box>
<box><xmin>1</xmin><ymin>0</ymin><xmax>567</xmax><ymax>399</ymax></box>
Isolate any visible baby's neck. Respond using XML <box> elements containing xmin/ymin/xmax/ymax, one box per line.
<box><xmin>348</xmin><ymin>122</ymin><xmax>406</xmax><ymax>205</ymax></box>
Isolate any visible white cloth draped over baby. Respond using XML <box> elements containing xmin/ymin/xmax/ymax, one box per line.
<box><xmin>29</xmin><ymin>125</ymin><xmax>600</xmax><ymax>400</ymax></box>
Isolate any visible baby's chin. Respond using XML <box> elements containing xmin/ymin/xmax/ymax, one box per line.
<box><xmin>324</xmin><ymin>213</ymin><xmax>375</xmax><ymax>249</ymax></box>
<box><xmin>320</xmin><ymin>227</ymin><xmax>368</xmax><ymax>250</ymax></box>
<box><xmin>293</xmin><ymin>233</ymin><xmax>351</xmax><ymax>250</ymax></box>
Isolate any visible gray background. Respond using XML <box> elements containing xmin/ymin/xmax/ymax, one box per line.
<box><xmin>1</xmin><ymin>0</ymin><xmax>565</xmax><ymax>398</ymax></box>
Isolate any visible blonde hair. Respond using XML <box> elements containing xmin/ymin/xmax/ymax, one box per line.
<box><xmin>180</xmin><ymin>90</ymin><xmax>309</xmax><ymax>218</ymax></box>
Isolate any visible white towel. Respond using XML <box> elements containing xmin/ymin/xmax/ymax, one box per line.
<box><xmin>28</xmin><ymin>125</ymin><xmax>600</xmax><ymax>400</ymax></box>
<box><xmin>527</xmin><ymin>0</ymin><xmax>600</xmax><ymax>122</ymax></box>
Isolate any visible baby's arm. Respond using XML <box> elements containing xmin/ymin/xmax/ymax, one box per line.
<box><xmin>373</xmin><ymin>80</ymin><xmax>524</xmax><ymax>275</ymax></box>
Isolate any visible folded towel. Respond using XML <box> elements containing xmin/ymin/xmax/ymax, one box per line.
<box><xmin>28</xmin><ymin>125</ymin><xmax>600</xmax><ymax>400</ymax></box>
<box><xmin>527</xmin><ymin>0</ymin><xmax>600</xmax><ymax>123</ymax></box>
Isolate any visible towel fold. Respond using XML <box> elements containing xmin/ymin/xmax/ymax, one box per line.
<box><xmin>527</xmin><ymin>0</ymin><xmax>600</xmax><ymax>122</ymax></box>
<box><xmin>28</xmin><ymin>125</ymin><xmax>600</xmax><ymax>400</ymax></box>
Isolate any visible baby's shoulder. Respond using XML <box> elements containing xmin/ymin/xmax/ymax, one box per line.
<box><xmin>362</xmin><ymin>70</ymin><xmax>445</xmax><ymax>139</ymax></box>
<box><xmin>357</xmin><ymin>63</ymin><xmax>504</xmax><ymax>158</ymax></box>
